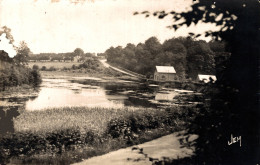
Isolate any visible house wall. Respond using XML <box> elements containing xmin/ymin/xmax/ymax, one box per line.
<box><xmin>154</xmin><ymin>72</ymin><xmax>177</xmax><ymax>81</ymax></box>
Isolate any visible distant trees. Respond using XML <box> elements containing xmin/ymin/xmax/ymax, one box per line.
<box><xmin>28</xmin><ymin>49</ymin><xmax>96</xmax><ymax>62</ymax></box>
<box><xmin>106</xmin><ymin>36</ymin><xmax>222</xmax><ymax>79</ymax></box>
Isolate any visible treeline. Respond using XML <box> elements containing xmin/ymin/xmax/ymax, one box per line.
<box><xmin>0</xmin><ymin>51</ymin><xmax>41</xmax><ymax>91</ymax></box>
<box><xmin>106</xmin><ymin>36</ymin><xmax>229</xmax><ymax>79</ymax></box>
<box><xmin>29</xmin><ymin>48</ymin><xmax>96</xmax><ymax>62</ymax></box>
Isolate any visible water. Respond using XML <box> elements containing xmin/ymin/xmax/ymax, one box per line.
<box><xmin>0</xmin><ymin>76</ymin><xmax>200</xmax><ymax>134</ymax></box>
<box><xmin>26</xmin><ymin>79</ymin><xmax>120</xmax><ymax>110</ymax></box>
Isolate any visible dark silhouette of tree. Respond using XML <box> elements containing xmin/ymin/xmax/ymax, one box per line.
<box><xmin>138</xmin><ymin>0</ymin><xmax>260</xmax><ymax>164</ymax></box>
<box><xmin>187</xmin><ymin>40</ymin><xmax>215</xmax><ymax>78</ymax></box>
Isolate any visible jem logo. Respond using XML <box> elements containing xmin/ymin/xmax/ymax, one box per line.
<box><xmin>228</xmin><ymin>134</ymin><xmax>242</xmax><ymax>147</ymax></box>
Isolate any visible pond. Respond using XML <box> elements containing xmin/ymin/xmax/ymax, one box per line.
<box><xmin>0</xmin><ymin>76</ymin><xmax>201</xmax><ymax>134</ymax></box>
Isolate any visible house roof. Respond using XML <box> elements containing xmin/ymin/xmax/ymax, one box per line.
<box><xmin>198</xmin><ymin>74</ymin><xmax>217</xmax><ymax>83</ymax></box>
<box><xmin>155</xmin><ymin>66</ymin><xmax>176</xmax><ymax>73</ymax></box>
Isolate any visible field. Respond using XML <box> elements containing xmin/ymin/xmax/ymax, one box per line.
<box><xmin>28</xmin><ymin>61</ymin><xmax>82</xmax><ymax>69</ymax></box>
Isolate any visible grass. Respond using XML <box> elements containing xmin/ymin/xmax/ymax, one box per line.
<box><xmin>28</xmin><ymin>62</ymin><xmax>82</xmax><ymax>69</ymax></box>
<box><xmin>14</xmin><ymin>107</ymin><xmax>150</xmax><ymax>135</ymax></box>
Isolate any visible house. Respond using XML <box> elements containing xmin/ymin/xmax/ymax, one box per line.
<box><xmin>154</xmin><ymin>66</ymin><xmax>177</xmax><ymax>81</ymax></box>
<box><xmin>197</xmin><ymin>74</ymin><xmax>217</xmax><ymax>83</ymax></box>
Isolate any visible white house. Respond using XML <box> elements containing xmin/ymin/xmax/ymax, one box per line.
<box><xmin>197</xmin><ymin>74</ymin><xmax>217</xmax><ymax>83</ymax></box>
<box><xmin>154</xmin><ymin>66</ymin><xmax>177</xmax><ymax>81</ymax></box>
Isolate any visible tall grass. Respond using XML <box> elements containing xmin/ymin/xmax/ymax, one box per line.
<box><xmin>14</xmin><ymin>107</ymin><xmax>155</xmax><ymax>135</ymax></box>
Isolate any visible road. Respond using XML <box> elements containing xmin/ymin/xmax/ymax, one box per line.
<box><xmin>99</xmin><ymin>59</ymin><xmax>142</xmax><ymax>78</ymax></box>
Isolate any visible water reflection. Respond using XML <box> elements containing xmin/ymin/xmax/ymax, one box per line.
<box><xmin>25</xmin><ymin>78</ymin><xmax>128</xmax><ymax>111</ymax></box>
<box><xmin>26</xmin><ymin>87</ymin><xmax>126</xmax><ymax>110</ymax></box>
<box><xmin>24</xmin><ymin>78</ymin><xmax>199</xmax><ymax>111</ymax></box>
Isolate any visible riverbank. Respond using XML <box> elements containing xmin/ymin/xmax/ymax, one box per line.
<box><xmin>1</xmin><ymin>105</ymin><xmax>198</xmax><ymax>164</ymax></box>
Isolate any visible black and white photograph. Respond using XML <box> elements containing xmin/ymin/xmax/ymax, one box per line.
<box><xmin>0</xmin><ymin>0</ymin><xmax>259</xmax><ymax>164</ymax></box>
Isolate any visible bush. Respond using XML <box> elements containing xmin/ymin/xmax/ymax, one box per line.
<box><xmin>32</xmin><ymin>64</ymin><xmax>39</xmax><ymax>70</ymax></box>
<box><xmin>0</xmin><ymin>128</ymin><xmax>96</xmax><ymax>163</ymax></box>
<box><xmin>41</xmin><ymin>66</ymin><xmax>47</xmax><ymax>71</ymax></box>
<box><xmin>29</xmin><ymin>69</ymin><xmax>42</xmax><ymax>86</ymax></box>
<box><xmin>71</xmin><ymin>65</ymin><xmax>77</xmax><ymax>70</ymax></box>
<box><xmin>48</xmin><ymin>66</ymin><xmax>56</xmax><ymax>71</ymax></box>
<box><xmin>62</xmin><ymin>66</ymin><xmax>68</xmax><ymax>71</ymax></box>
<box><xmin>0</xmin><ymin>61</ymin><xmax>42</xmax><ymax>91</ymax></box>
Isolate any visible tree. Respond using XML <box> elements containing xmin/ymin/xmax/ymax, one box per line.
<box><xmin>74</xmin><ymin>48</ymin><xmax>84</xmax><ymax>57</ymax></box>
<box><xmin>14</xmin><ymin>41</ymin><xmax>32</xmax><ymax>65</ymax></box>
<box><xmin>208</xmin><ymin>40</ymin><xmax>226</xmax><ymax>53</ymax></box>
<box><xmin>138</xmin><ymin>0</ymin><xmax>259</xmax><ymax>164</ymax></box>
<box><xmin>187</xmin><ymin>40</ymin><xmax>215</xmax><ymax>78</ymax></box>
<box><xmin>144</xmin><ymin>36</ymin><xmax>162</xmax><ymax>57</ymax></box>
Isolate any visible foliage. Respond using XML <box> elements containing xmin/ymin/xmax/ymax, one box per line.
<box><xmin>0</xmin><ymin>26</ymin><xmax>14</xmax><ymax>44</ymax></box>
<box><xmin>41</xmin><ymin>66</ymin><xmax>47</xmax><ymax>71</ymax></box>
<box><xmin>28</xmin><ymin>50</ymin><xmax>95</xmax><ymax>62</ymax></box>
<box><xmin>0</xmin><ymin>50</ymin><xmax>13</xmax><ymax>63</ymax></box>
<box><xmin>138</xmin><ymin>0</ymin><xmax>260</xmax><ymax>164</ymax></box>
<box><xmin>0</xmin><ymin>26</ymin><xmax>41</xmax><ymax>90</ymax></box>
<box><xmin>106</xmin><ymin>36</ymin><xmax>224</xmax><ymax>79</ymax></box>
<box><xmin>13</xmin><ymin>41</ymin><xmax>31</xmax><ymax>65</ymax></box>
<box><xmin>32</xmin><ymin>64</ymin><xmax>39</xmax><ymax>70</ymax></box>
<box><xmin>0</xmin><ymin>61</ymin><xmax>42</xmax><ymax>91</ymax></box>
<box><xmin>77</xmin><ymin>58</ymin><xmax>101</xmax><ymax>70</ymax></box>
<box><xmin>74</xmin><ymin>48</ymin><xmax>84</xmax><ymax>57</ymax></box>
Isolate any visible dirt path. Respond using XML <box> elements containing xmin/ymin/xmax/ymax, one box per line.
<box><xmin>99</xmin><ymin>59</ymin><xmax>140</xmax><ymax>78</ymax></box>
<box><xmin>73</xmin><ymin>132</ymin><xmax>198</xmax><ymax>165</ymax></box>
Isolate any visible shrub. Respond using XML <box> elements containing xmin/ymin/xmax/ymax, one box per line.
<box><xmin>0</xmin><ymin>128</ymin><xmax>97</xmax><ymax>163</ymax></box>
<box><xmin>0</xmin><ymin>61</ymin><xmax>42</xmax><ymax>91</ymax></box>
<box><xmin>41</xmin><ymin>66</ymin><xmax>47</xmax><ymax>71</ymax></box>
<box><xmin>71</xmin><ymin>65</ymin><xmax>77</xmax><ymax>70</ymax></box>
<box><xmin>32</xmin><ymin>64</ymin><xmax>39</xmax><ymax>70</ymax></box>
<box><xmin>62</xmin><ymin>66</ymin><xmax>68</xmax><ymax>71</ymax></box>
<box><xmin>48</xmin><ymin>66</ymin><xmax>56</xmax><ymax>71</ymax></box>
<box><xmin>29</xmin><ymin>69</ymin><xmax>42</xmax><ymax>86</ymax></box>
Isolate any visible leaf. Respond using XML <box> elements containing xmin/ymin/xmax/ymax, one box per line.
<box><xmin>195</xmin><ymin>34</ymin><xmax>201</xmax><ymax>38</ymax></box>
<box><xmin>141</xmin><ymin>11</ymin><xmax>149</xmax><ymax>14</ymax></box>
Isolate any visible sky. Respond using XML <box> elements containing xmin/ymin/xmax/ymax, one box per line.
<box><xmin>0</xmin><ymin>0</ymin><xmax>219</xmax><ymax>54</ymax></box>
